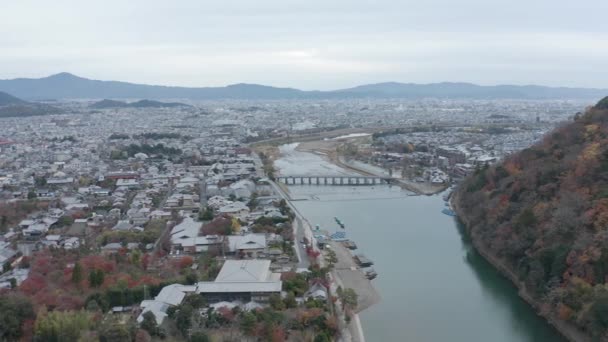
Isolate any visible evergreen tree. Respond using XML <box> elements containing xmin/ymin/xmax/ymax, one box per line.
<box><xmin>175</xmin><ymin>304</ymin><xmax>194</xmax><ymax>335</ymax></box>
<box><xmin>239</xmin><ymin>312</ymin><xmax>256</xmax><ymax>336</ymax></box>
<box><xmin>190</xmin><ymin>331</ymin><xmax>210</xmax><ymax>342</ymax></box>
<box><xmin>140</xmin><ymin>312</ymin><xmax>158</xmax><ymax>336</ymax></box>
<box><xmin>88</xmin><ymin>269</ymin><xmax>105</xmax><ymax>287</ymax></box>
<box><xmin>0</xmin><ymin>294</ymin><xmax>35</xmax><ymax>341</ymax></box>
<box><xmin>72</xmin><ymin>262</ymin><xmax>83</xmax><ymax>285</ymax></box>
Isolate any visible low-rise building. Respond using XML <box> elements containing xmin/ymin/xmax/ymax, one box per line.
<box><xmin>227</xmin><ymin>234</ymin><xmax>266</xmax><ymax>258</ymax></box>
<box><xmin>196</xmin><ymin>259</ymin><xmax>282</xmax><ymax>304</ymax></box>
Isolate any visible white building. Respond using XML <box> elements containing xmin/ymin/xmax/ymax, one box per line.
<box><xmin>196</xmin><ymin>259</ymin><xmax>282</xmax><ymax>303</ymax></box>
<box><xmin>137</xmin><ymin>284</ymin><xmax>196</xmax><ymax>325</ymax></box>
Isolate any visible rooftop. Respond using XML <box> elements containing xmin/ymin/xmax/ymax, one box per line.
<box><xmin>196</xmin><ymin>259</ymin><xmax>282</xmax><ymax>294</ymax></box>
<box><xmin>215</xmin><ymin>259</ymin><xmax>272</xmax><ymax>282</ymax></box>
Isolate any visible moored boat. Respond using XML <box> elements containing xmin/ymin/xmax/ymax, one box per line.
<box><xmin>343</xmin><ymin>240</ymin><xmax>358</xmax><ymax>250</ymax></box>
<box><xmin>355</xmin><ymin>254</ymin><xmax>374</xmax><ymax>267</ymax></box>
<box><xmin>443</xmin><ymin>191</ymin><xmax>453</xmax><ymax>202</ymax></box>
<box><xmin>442</xmin><ymin>208</ymin><xmax>456</xmax><ymax>216</ymax></box>
<box><xmin>364</xmin><ymin>268</ymin><xmax>378</xmax><ymax>280</ymax></box>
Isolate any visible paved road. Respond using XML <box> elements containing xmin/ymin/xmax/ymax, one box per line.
<box><xmin>269</xmin><ymin>180</ymin><xmax>311</xmax><ymax>269</ymax></box>
<box><xmin>254</xmin><ymin>152</ymin><xmax>311</xmax><ymax>269</ymax></box>
<box><xmin>253</xmin><ymin>152</ymin><xmax>367</xmax><ymax>341</ymax></box>
<box><xmin>293</xmin><ymin>215</ymin><xmax>311</xmax><ymax>269</ymax></box>
<box><xmin>199</xmin><ymin>177</ymin><xmax>207</xmax><ymax>208</ymax></box>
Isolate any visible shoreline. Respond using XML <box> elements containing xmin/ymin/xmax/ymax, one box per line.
<box><xmin>294</xmin><ymin>141</ymin><xmax>447</xmax><ymax>196</ymax></box>
<box><xmin>269</xmin><ymin>142</ymin><xmax>582</xmax><ymax>341</ymax></box>
<box><xmin>265</xmin><ymin>145</ymin><xmax>374</xmax><ymax>342</ymax></box>
<box><xmin>264</xmin><ymin>163</ymin><xmax>369</xmax><ymax>342</ymax></box>
<box><xmin>451</xmin><ymin>191</ymin><xmax>590</xmax><ymax>342</ymax></box>
<box><xmin>270</xmin><ymin>142</ymin><xmax>567</xmax><ymax>341</ymax></box>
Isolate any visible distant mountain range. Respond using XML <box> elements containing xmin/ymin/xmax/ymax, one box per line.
<box><xmin>0</xmin><ymin>91</ymin><xmax>60</xmax><ymax>118</ymax></box>
<box><xmin>90</xmin><ymin>99</ymin><xmax>191</xmax><ymax>109</ymax></box>
<box><xmin>0</xmin><ymin>72</ymin><xmax>606</xmax><ymax>100</ymax></box>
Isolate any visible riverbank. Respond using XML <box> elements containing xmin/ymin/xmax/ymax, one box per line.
<box><xmin>451</xmin><ymin>191</ymin><xmax>589</xmax><ymax>342</ymax></box>
<box><xmin>270</xmin><ymin>142</ymin><xmax>565</xmax><ymax>341</ymax></box>
<box><xmin>336</xmin><ymin>156</ymin><xmax>447</xmax><ymax>195</ymax></box>
<box><xmin>294</xmin><ymin>140</ymin><xmax>447</xmax><ymax>195</ymax></box>
<box><xmin>264</xmin><ymin>172</ymin><xmax>369</xmax><ymax>342</ymax></box>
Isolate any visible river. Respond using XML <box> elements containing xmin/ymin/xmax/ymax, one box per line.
<box><xmin>275</xmin><ymin>144</ymin><xmax>566</xmax><ymax>342</ymax></box>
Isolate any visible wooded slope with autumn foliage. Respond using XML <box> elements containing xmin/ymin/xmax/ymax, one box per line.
<box><xmin>455</xmin><ymin>96</ymin><xmax>608</xmax><ymax>339</ymax></box>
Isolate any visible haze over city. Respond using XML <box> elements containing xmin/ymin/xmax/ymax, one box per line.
<box><xmin>2</xmin><ymin>0</ymin><xmax>608</xmax><ymax>89</ymax></box>
<box><xmin>2</xmin><ymin>2</ymin><xmax>608</xmax><ymax>342</ymax></box>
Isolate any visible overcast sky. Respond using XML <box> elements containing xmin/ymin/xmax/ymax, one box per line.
<box><xmin>1</xmin><ymin>0</ymin><xmax>607</xmax><ymax>90</ymax></box>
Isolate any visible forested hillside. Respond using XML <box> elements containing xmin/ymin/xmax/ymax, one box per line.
<box><xmin>0</xmin><ymin>91</ymin><xmax>60</xmax><ymax>118</ymax></box>
<box><xmin>456</xmin><ymin>96</ymin><xmax>608</xmax><ymax>339</ymax></box>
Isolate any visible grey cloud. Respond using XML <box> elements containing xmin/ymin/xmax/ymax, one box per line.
<box><xmin>0</xmin><ymin>0</ymin><xmax>607</xmax><ymax>89</ymax></box>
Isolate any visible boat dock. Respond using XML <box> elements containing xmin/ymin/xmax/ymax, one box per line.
<box><xmin>329</xmin><ymin>240</ymin><xmax>380</xmax><ymax>313</ymax></box>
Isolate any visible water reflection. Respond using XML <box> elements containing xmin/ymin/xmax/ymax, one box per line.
<box><xmin>290</xmin><ymin>185</ymin><xmax>565</xmax><ymax>342</ymax></box>
<box><xmin>458</xmin><ymin>221</ymin><xmax>566</xmax><ymax>342</ymax></box>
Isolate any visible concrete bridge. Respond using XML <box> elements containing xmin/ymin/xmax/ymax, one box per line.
<box><xmin>275</xmin><ymin>175</ymin><xmax>395</xmax><ymax>186</ymax></box>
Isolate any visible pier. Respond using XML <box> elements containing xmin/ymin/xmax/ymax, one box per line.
<box><xmin>330</xmin><ymin>240</ymin><xmax>381</xmax><ymax>313</ymax></box>
<box><xmin>275</xmin><ymin>175</ymin><xmax>396</xmax><ymax>186</ymax></box>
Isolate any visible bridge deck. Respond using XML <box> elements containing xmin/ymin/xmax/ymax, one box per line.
<box><xmin>275</xmin><ymin>175</ymin><xmax>396</xmax><ymax>186</ymax></box>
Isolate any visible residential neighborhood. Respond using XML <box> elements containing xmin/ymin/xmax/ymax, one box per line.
<box><xmin>0</xmin><ymin>97</ymin><xmax>586</xmax><ymax>341</ymax></box>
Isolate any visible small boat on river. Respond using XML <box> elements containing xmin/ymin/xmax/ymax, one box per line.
<box><xmin>442</xmin><ymin>208</ymin><xmax>456</xmax><ymax>216</ymax></box>
<box><xmin>355</xmin><ymin>254</ymin><xmax>374</xmax><ymax>267</ymax></box>
<box><xmin>343</xmin><ymin>240</ymin><xmax>358</xmax><ymax>250</ymax></box>
<box><xmin>364</xmin><ymin>268</ymin><xmax>378</xmax><ymax>280</ymax></box>
<box><xmin>443</xmin><ymin>191</ymin><xmax>453</xmax><ymax>202</ymax></box>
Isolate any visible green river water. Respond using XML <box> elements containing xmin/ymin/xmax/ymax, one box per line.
<box><xmin>288</xmin><ymin>185</ymin><xmax>566</xmax><ymax>342</ymax></box>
